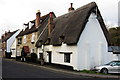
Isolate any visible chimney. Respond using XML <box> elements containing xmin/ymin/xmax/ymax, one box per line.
<box><xmin>1</xmin><ymin>34</ymin><xmax>4</xmax><ymax>39</ymax></box>
<box><xmin>48</xmin><ymin>12</ymin><xmax>53</xmax><ymax>36</ymax></box>
<box><xmin>8</xmin><ymin>30</ymin><xmax>10</xmax><ymax>33</ymax></box>
<box><xmin>35</xmin><ymin>10</ymin><xmax>41</xmax><ymax>28</ymax></box>
<box><xmin>68</xmin><ymin>3</ymin><xmax>75</xmax><ymax>12</ymax></box>
<box><xmin>5</xmin><ymin>31</ymin><xmax>7</xmax><ymax>36</ymax></box>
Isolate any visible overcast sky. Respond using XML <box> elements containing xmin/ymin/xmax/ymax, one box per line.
<box><xmin>0</xmin><ymin>0</ymin><xmax>119</xmax><ymax>36</ymax></box>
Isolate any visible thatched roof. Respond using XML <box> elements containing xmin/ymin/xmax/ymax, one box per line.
<box><xmin>50</xmin><ymin>2</ymin><xmax>111</xmax><ymax>46</ymax></box>
<box><xmin>35</xmin><ymin>2</ymin><xmax>111</xmax><ymax>47</ymax></box>
<box><xmin>35</xmin><ymin>12</ymin><xmax>56</xmax><ymax>47</ymax></box>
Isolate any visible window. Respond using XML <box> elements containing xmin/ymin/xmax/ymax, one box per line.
<box><xmin>31</xmin><ymin>33</ymin><xmax>35</xmax><ymax>43</ymax></box>
<box><xmin>18</xmin><ymin>38</ymin><xmax>22</xmax><ymax>44</ymax></box>
<box><xmin>23</xmin><ymin>35</ymin><xmax>26</xmax><ymax>43</ymax></box>
<box><xmin>116</xmin><ymin>62</ymin><xmax>120</xmax><ymax>66</ymax></box>
<box><xmin>64</xmin><ymin>53</ymin><xmax>70</xmax><ymax>63</ymax></box>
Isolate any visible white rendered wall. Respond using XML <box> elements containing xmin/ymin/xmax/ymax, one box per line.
<box><xmin>41</xmin><ymin>44</ymin><xmax>78</xmax><ymax>70</ymax></box>
<box><xmin>77</xmin><ymin>13</ymin><xmax>114</xmax><ymax>70</ymax></box>
<box><xmin>7</xmin><ymin>30</ymin><xmax>20</xmax><ymax>53</ymax></box>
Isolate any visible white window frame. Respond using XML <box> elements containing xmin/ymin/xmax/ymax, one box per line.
<box><xmin>23</xmin><ymin>35</ymin><xmax>26</xmax><ymax>43</ymax></box>
<box><xmin>31</xmin><ymin>33</ymin><xmax>35</xmax><ymax>42</ymax></box>
<box><xmin>64</xmin><ymin>53</ymin><xmax>71</xmax><ymax>63</ymax></box>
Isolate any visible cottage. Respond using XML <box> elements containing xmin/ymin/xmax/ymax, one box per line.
<box><xmin>36</xmin><ymin>2</ymin><xmax>118</xmax><ymax>70</ymax></box>
<box><xmin>16</xmin><ymin>11</ymin><xmax>56</xmax><ymax>61</ymax></box>
<box><xmin>1</xmin><ymin>30</ymin><xmax>20</xmax><ymax>58</ymax></box>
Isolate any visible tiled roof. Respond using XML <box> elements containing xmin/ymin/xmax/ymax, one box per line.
<box><xmin>17</xmin><ymin>13</ymin><xmax>50</xmax><ymax>37</ymax></box>
<box><xmin>2</xmin><ymin>30</ymin><xmax>18</xmax><ymax>42</ymax></box>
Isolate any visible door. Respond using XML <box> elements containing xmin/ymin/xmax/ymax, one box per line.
<box><xmin>47</xmin><ymin>51</ymin><xmax>52</xmax><ymax>63</ymax></box>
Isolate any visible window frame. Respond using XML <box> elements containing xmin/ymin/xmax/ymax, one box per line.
<box><xmin>23</xmin><ymin>35</ymin><xmax>26</xmax><ymax>43</ymax></box>
<box><xmin>64</xmin><ymin>53</ymin><xmax>71</xmax><ymax>63</ymax></box>
<box><xmin>31</xmin><ymin>33</ymin><xmax>35</xmax><ymax>43</ymax></box>
<box><xmin>18</xmin><ymin>37</ymin><xmax>22</xmax><ymax>44</ymax></box>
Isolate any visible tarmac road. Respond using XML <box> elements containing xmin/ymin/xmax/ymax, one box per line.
<box><xmin>2</xmin><ymin>58</ymin><xmax>119</xmax><ymax>80</ymax></box>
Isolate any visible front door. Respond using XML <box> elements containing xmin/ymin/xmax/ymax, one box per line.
<box><xmin>47</xmin><ymin>51</ymin><xmax>52</xmax><ymax>63</ymax></box>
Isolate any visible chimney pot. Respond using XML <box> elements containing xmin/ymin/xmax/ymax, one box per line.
<box><xmin>68</xmin><ymin>3</ymin><xmax>75</xmax><ymax>12</ymax></box>
<box><xmin>50</xmin><ymin>12</ymin><xmax>53</xmax><ymax>18</ymax></box>
<box><xmin>37</xmin><ymin>10</ymin><xmax>40</xmax><ymax>13</ymax></box>
<box><xmin>71</xmin><ymin>3</ymin><xmax>73</xmax><ymax>7</ymax></box>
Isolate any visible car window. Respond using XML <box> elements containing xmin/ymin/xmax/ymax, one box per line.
<box><xmin>106</xmin><ymin>61</ymin><xmax>120</xmax><ymax>66</ymax></box>
<box><xmin>116</xmin><ymin>62</ymin><xmax>120</xmax><ymax>66</ymax></box>
<box><xmin>106</xmin><ymin>61</ymin><xmax>113</xmax><ymax>65</ymax></box>
<box><xmin>111</xmin><ymin>62</ymin><xmax>117</xmax><ymax>66</ymax></box>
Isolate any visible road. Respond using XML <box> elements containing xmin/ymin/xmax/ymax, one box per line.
<box><xmin>1</xmin><ymin>59</ymin><xmax>119</xmax><ymax>80</ymax></box>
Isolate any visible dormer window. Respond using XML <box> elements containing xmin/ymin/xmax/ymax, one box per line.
<box><xmin>23</xmin><ymin>35</ymin><xmax>26</xmax><ymax>43</ymax></box>
<box><xmin>31</xmin><ymin>33</ymin><xmax>35</xmax><ymax>43</ymax></box>
<box><xmin>18</xmin><ymin>37</ymin><xmax>22</xmax><ymax>44</ymax></box>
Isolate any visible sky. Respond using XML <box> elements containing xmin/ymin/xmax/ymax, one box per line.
<box><xmin>0</xmin><ymin>0</ymin><xmax>119</xmax><ymax>37</ymax></box>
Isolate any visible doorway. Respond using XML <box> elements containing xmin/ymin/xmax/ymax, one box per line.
<box><xmin>47</xmin><ymin>51</ymin><xmax>52</xmax><ymax>63</ymax></box>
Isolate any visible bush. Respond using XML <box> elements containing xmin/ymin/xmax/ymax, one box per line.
<box><xmin>30</xmin><ymin>53</ymin><xmax>37</xmax><ymax>63</ymax></box>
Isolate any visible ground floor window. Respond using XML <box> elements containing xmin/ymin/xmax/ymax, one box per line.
<box><xmin>64</xmin><ymin>53</ymin><xmax>70</xmax><ymax>63</ymax></box>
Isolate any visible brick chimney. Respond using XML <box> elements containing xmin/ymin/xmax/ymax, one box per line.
<box><xmin>5</xmin><ymin>31</ymin><xmax>7</xmax><ymax>36</ymax></box>
<box><xmin>48</xmin><ymin>12</ymin><xmax>54</xmax><ymax>36</ymax></box>
<box><xmin>1</xmin><ymin>34</ymin><xmax>4</xmax><ymax>40</ymax></box>
<box><xmin>35</xmin><ymin>10</ymin><xmax>41</xmax><ymax>28</ymax></box>
<box><xmin>68</xmin><ymin>3</ymin><xmax>75</xmax><ymax>12</ymax></box>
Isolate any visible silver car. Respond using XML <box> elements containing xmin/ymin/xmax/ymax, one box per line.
<box><xmin>94</xmin><ymin>61</ymin><xmax>120</xmax><ymax>74</ymax></box>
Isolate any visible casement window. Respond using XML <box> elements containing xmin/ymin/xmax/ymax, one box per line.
<box><xmin>31</xmin><ymin>33</ymin><xmax>35</xmax><ymax>43</ymax></box>
<box><xmin>23</xmin><ymin>35</ymin><xmax>26</xmax><ymax>43</ymax></box>
<box><xmin>18</xmin><ymin>38</ymin><xmax>22</xmax><ymax>44</ymax></box>
<box><xmin>64</xmin><ymin>53</ymin><xmax>71</xmax><ymax>63</ymax></box>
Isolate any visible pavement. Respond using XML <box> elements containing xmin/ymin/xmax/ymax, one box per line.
<box><xmin>2</xmin><ymin>58</ymin><xmax>120</xmax><ymax>79</ymax></box>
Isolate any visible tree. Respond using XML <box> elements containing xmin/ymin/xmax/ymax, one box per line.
<box><xmin>109</xmin><ymin>27</ymin><xmax>120</xmax><ymax>46</ymax></box>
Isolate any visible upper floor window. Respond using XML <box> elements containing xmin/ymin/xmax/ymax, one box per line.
<box><xmin>31</xmin><ymin>33</ymin><xmax>35</xmax><ymax>43</ymax></box>
<box><xmin>23</xmin><ymin>35</ymin><xmax>26</xmax><ymax>43</ymax></box>
<box><xmin>18</xmin><ymin>38</ymin><xmax>22</xmax><ymax>44</ymax></box>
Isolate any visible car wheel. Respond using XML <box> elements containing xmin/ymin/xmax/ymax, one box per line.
<box><xmin>101</xmin><ymin>68</ymin><xmax>108</xmax><ymax>74</ymax></box>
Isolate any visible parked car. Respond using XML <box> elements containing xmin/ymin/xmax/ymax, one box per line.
<box><xmin>94</xmin><ymin>61</ymin><xmax>120</xmax><ymax>74</ymax></box>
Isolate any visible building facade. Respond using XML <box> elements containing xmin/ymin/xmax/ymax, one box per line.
<box><xmin>16</xmin><ymin>11</ymin><xmax>56</xmax><ymax>60</ymax></box>
<box><xmin>36</xmin><ymin>2</ymin><xmax>118</xmax><ymax>70</ymax></box>
<box><xmin>1</xmin><ymin>30</ymin><xmax>20</xmax><ymax>58</ymax></box>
